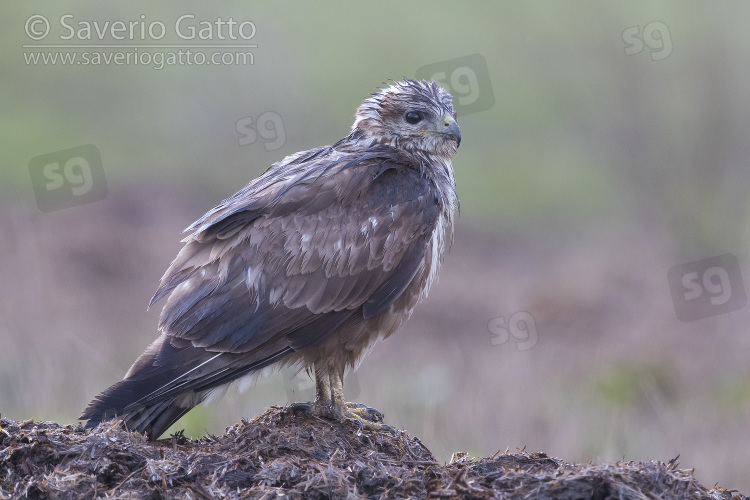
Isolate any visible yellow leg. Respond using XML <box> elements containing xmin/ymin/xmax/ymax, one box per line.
<box><xmin>291</xmin><ymin>360</ymin><xmax>392</xmax><ymax>432</ymax></box>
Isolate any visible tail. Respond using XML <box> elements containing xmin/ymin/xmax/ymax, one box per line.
<box><xmin>79</xmin><ymin>378</ymin><xmax>196</xmax><ymax>440</ymax></box>
<box><xmin>79</xmin><ymin>333</ymin><xmax>211</xmax><ymax>439</ymax></box>
<box><xmin>80</xmin><ymin>333</ymin><xmax>294</xmax><ymax>439</ymax></box>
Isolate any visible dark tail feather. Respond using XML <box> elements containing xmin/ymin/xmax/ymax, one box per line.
<box><xmin>79</xmin><ymin>334</ymin><xmax>213</xmax><ymax>439</ymax></box>
<box><xmin>80</xmin><ymin>378</ymin><xmax>194</xmax><ymax>439</ymax></box>
<box><xmin>80</xmin><ymin>334</ymin><xmax>297</xmax><ymax>439</ymax></box>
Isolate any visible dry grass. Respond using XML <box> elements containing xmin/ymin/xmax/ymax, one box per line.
<box><xmin>1</xmin><ymin>407</ymin><xmax>745</xmax><ymax>499</ymax></box>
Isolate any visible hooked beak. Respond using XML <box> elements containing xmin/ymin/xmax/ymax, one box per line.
<box><xmin>442</xmin><ymin>115</ymin><xmax>461</xmax><ymax>147</ymax></box>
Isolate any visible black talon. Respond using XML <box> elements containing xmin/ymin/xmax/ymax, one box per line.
<box><xmin>290</xmin><ymin>401</ymin><xmax>313</xmax><ymax>415</ymax></box>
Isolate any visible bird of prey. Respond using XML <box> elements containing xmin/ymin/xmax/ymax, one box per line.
<box><xmin>81</xmin><ymin>79</ymin><xmax>461</xmax><ymax>439</ymax></box>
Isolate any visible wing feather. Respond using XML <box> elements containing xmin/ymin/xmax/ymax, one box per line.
<box><xmin>151</xmin><ymin>147</ymin><xmax>441</xmax><ymax>365</ymax></box>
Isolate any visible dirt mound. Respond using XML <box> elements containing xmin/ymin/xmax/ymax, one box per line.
<box><xmin>0</xmin><ymin>407</ymin><xmax>745</xmax><ymax>499</ymax></box>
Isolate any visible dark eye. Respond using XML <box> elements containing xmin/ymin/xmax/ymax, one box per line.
<box><xmin>404</xmin><ymin>111</ymin><xmax>423</xmax><ymax>124</ymax></box>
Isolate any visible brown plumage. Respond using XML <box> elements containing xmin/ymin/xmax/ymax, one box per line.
<box><xmin>80</xmin><ymin>79</ymin><xmax>461</xmax><ymax>438</ymax></box>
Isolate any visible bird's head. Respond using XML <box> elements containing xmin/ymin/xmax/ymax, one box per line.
<box><xmin>351</xmin><ymin>79</ymin><xmax>461</xmax><ymax>160</ymax></box>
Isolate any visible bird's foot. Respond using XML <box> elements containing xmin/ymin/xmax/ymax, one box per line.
<box><xmin>344</xmin><ymin>402</ymin><xmax>383</xmax><ymax>423</ymax></box>
<box><xmin>289</xmin><ymin>401</ymin><xmax>395</xmax><ymax>433</ymax></box>
<box><xmin>343</xmin><ymin>402</ymin><xmax>397</xmax><ymax>434</ymax></box>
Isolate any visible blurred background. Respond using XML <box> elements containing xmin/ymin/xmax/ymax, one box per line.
<box><xmin>3</xmin><ymin>1</ymin><xmax>750</xmax><ymax>492</ymax></box>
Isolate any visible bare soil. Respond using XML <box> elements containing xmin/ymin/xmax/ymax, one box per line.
<box><xmin>0</xmin><ymin>407</ymin><xmax>745</xmax><ymax>499</ymax></box>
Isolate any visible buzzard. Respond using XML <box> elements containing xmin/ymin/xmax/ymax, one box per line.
<box><xmin>81</xmin><ymin>79</ymin><xmax>461</xmax><ymax>439</ymax></box>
